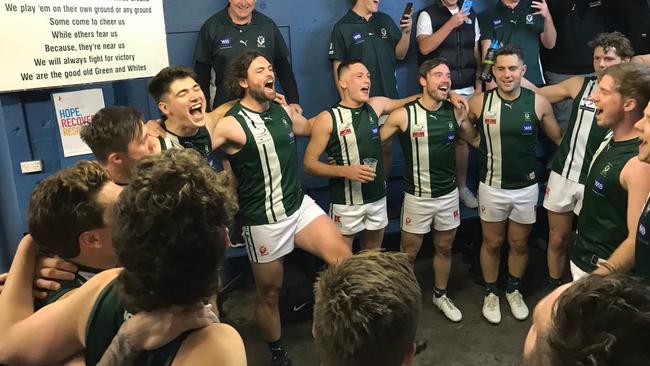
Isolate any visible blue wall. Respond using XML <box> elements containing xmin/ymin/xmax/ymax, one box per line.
<box><xmin>0</xmin><ymin>0</ymin><xmax>492</xmax><ymax>270</ymax></box>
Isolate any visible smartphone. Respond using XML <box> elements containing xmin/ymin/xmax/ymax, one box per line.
<box><xmin>461</xmin><ymin>0</ymin><xmax>473</xmax><ymax>14</ymax></box>
<box><xmin>402</xmin><ymin>2</ymin><xmax>413</xmax><ymax>19</ymax></box>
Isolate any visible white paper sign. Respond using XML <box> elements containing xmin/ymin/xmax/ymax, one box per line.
<box><xmin>0</xmin><ymin>0</ymin><xmax>169</xmax><ymax>92</ymax></box>
<box><xmin>52</xmin><ymin>89</ymin><xmax>104</xmax><ymax>157</ymax></box>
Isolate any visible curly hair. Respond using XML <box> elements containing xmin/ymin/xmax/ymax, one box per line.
<box><xmin>149</xmin><ymin>65</ymin><xmax>198</xmax><ymax>103</ymax></box>
<box><xmin>224</xmin><ymin>51</ymin><xmax>270</xmax><ymax>99</ymax></box>
<box><xmin>313</xmin><ymin>250</ymin><xmax>421</xmax><ymax>366</ymax></box>
<box><xmin>80</xmin><ymin>107</ymin><xmax>144</xmax><ymax>163</ymax></box>
<box><xmin>589</xmin><ymin>32</ymin><xmax>634</xmax><ymax>59</ymax></box>
<box><xmin>603</xmin><ymin>62</ymin><xmax>650</xmax><ymax>115</ymax></box>
<box><xmin>112</xmin><ymin>149</ymin><xmax>237</xmax><ymax>312</ymax></box>
<box><xmin>547</xmin><ymin>274</ymin><xmax>650</xmax><ymax>366</ymax></box>
<box><xmin>28</xmin><ymin>160</ymin><xmax>111</xmax><ymax>258</ymax></box>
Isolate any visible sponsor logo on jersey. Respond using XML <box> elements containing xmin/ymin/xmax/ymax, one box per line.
<box><xmin>639</xmin><ymin>223</ymin><xmax>647</xmax><ymax>239</ymax></box>
<box><xmin>589</xmin><ymin>0</ymin><xmax>602</xmax><ymax>7</ymax></box>
<box><xmin>485</xmin><ymin>111</ymin><xmax>497</xmax><ymax>125</ymax></box>
<box><xmin>447</xmin><ymin>130</ymin><xmax>456</xmax><ymax>143</ymax></box>
<box><xmin>405</xmin><ymin>217</ymin><xmax>412</xmax><ymax>225</ymax></box>
<box><xmin>371</xmin><ymin>125</ymin><xmax>379</xmax><ymax>138</ymax></box>
<box><xmin>352</xmin><ymin>32</ymin><xmax>364</xmax><ymax>44</ymax></box>
<box><xmin>340</xmin><ymin>128</ymin><xmax>352</xmax><ymax>136</ymax></box>
<box><xmin>592</xmin><ymin>176</ymin><xmax>606</xmax><ymax>195</ymax></box>
<box><xmin>493</xmin><ymin>18</ymin><xmax>502</xmax><ymax>26</ymax></box>
<box><xmin>288</xmin><ymin>131</ymin><xmax>295</xmax><ymax>144</ymax></box>
<box><xmin>453</xmin><ymin>210</ymin><xmax>459</xmax><ymax>218</ymax></box>
<box><xmin>219</xmin><ymin>37</ymin><xmax>232</xmax><ymax>49</ymax></box>
<box><xmin>521</xmin><ymin>121</ymin><xmax>533</xmax><ymax>135</ymax></box>
<box><xmin>260</xmin><ymin>246</ymin><xmax>268</xmax><ymax>256</ymax></box>
<box><xmin>580</xmin><ymin>95</ymin><xmax>596</xmax><ymax>112</ymax></box>
<box><xmin>412</xmin><ymin>131</ymin><xmax>425</xmax><ymax>138</ymax></box>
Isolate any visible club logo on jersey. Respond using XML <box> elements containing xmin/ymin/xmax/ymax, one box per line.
<box><xmin>405</xmin><ymin>217</ymin><xmax>412</xmax><ymax>225</ymax></box>
<box><xmin>600</xmin><ymin>163</ymin><xmax>612</xmax><ymax>177</ymax></box>
<box><xmin>525</xmin><ymin>14</ymin><xmax>534</xmax><ymax>24</ymax></box>
<box><xmin>339</xmin><ymin>128</ymin><xmax>352</xmax><ymax>136</ymax></box>
<box><xmin>524</xmin><ymin>112</ymin><xmax>532</xmax><ymax>121</ymax></box>
<box><xmin>257</xmin><ymin>35</ymin><xmax>266</xmax><ymax>48</ymax></box>
<box><xmin>527</xmin><ymin>172</ymin><xmax>536</xmax><ymax>181</ymax></box>
<box><xmin>259</xmin><ymin>246</ymin><xmax>268</xmax><ymax>256</ymax></box>
<box><xmin>521</xmin><ymin>121</ymin><xmax>533</xmax><ymax>135</ymax></box>
<box><xmin>381</xmin><ymin>28</ymin><xmax>388</xmax><ymax>39</ymax></box>
<box><xmin>485</xmin><ymin>111</ymin><xmax>497</xmax><ymax>125</ymax></box>
<box><xmin>352</xmin><ymin>32</ymin><xmax>364</xmax><ymax>45</ymax></box>
<box><xmin>593</xmin><ymin>176</ymin><xmax>606</xmax><ymax>196</ymax></box>
<box><xmin>219</xmin><ymin>37</ymin><xmax>232</xmax><ymax>49</ymax></box>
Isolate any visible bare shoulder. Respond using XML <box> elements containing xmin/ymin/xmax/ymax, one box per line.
<box><xmin>623</xmin><ymin>157</ymin><xmax>650</xmax><ymax>181</ymax></box>
<box><xmin>565</xmin><ymin>76</ymin><xmax>587</xmax><ymax>97</ymax></box>
<box><xmin>468</xmin><ymin>92</ymin><xmax>484</xmax><ymax>116</ymax></box>
<box><xmin>173</xmin><ymin>323</ymin><xmax>246</xmax><ymax>366</ymax></box>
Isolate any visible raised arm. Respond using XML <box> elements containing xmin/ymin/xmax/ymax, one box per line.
<box><xmin>536</xmin><ymin>94</ymin><xmax>563</xmax><ymax>145</ymax></box>
<box><xmin>303</xmin><ymin>112</ymin><xmax>375</xmax><ymax>183</ymax></box>
<box><xmin>594</xmin><ymin>159</ymin><xmax>650</xmax><ymax>274</ymax></box>
<box><xmin>395</xmin><ymin>13</ymin><xmax>413</xmax><ymax>60</ymax></box>
<box><xmin>524</xmin><ymin>76</ymin><xmax>583</xmax><ymax>104</ymax></box>
<box><xmin>380</xmin><ymin>107</ymin><xmax>408</xmax><ymax>144</ymax></box>
<box><xmin>417</xmin><ymin>11</ymin><xmax>469</xmax><ymax>55</ymax></box>
<box><xmin>369</xmin><ymin>94</ymin><xmax>419</xmax><ymax>117</ymax></box>
<box><xmin>532</xmin><ymin>0</ymin><xmax>556</xmax><ymax>49</ymax></box>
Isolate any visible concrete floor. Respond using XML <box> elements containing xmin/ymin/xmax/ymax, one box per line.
<box><xmin>222</xmin><ymin>229</ymin><xmax>553</xmax><ymax>366</ymax></box>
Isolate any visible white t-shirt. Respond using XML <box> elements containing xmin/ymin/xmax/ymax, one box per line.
<box><xmin>416</xmin><ymin>8</ymin><xmax>480</xmax><ymax>96</ymax></box>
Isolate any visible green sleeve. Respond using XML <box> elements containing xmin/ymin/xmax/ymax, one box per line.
<box><xmin>329</xmin><ymin>24</ymin><xmax>347</xmax><ymax>61</ymax></box>
<box><xmin>271</xmin><ymin>22</ymin><xmax>290</xmax><ymax>59</ymax></box>
<box><xmin>388</xmin><ymin>16</ymin><xmax>401</xmax><ymax>45</ymax></box>
<box><xmin>194</xmin><ymin>22</ymin><xmax>213</xmax><ymax>64</ymax></box>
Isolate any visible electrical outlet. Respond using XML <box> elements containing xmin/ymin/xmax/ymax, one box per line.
<box><xmin>20</xmin><ymin>160</ymin><xmax>43</xmax><ymax>174</ymax></box>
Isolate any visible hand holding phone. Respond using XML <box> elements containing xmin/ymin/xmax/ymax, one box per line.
<box><xmin>402</xmin><ymin>2</ymin><xmax>413</xmax><ymax>19</ymax></box>
<box><xmin>461</xmin><ymin>0</ymin><xmax>473</xmax><ymax>14</ymax></box>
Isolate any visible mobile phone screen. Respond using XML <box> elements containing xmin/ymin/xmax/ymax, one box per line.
<box><xmin>462</xmin><ymin>0</ymin><xmax>473</xmax><ymax>14</ymax></box>
<box><xmin>402</xmin><ymin>2</ymin><xmax>413</xmax><ymax>18</ymax></box>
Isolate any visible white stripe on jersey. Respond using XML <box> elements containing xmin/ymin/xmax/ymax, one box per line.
<box><xmin>408</xmin><ymin>103</ymin><xmax>432</xmax><ymax>197</ymax></box>
<box><xmin>238</xmin><ymin>110</ymin><xmax>287</xmax><ymax>222</ymax></box>
<box><xmin>587</xmin><ymin>131</ymin><xmax>614</xmax><ymax>177</ymax></box>
<box><xmin>561</xmin><ymin>79</ymin><xmax>598</xmax><ymax>182</ymax></box>
<box><xmin>483</xmin><ymin>93</ymin><xmax>504</xmax><ymax>189</ymax></box>
<box><xmin>333</xmin><ymin>107</ymin><xmax>364</xmax><ymax>205</ymax></box>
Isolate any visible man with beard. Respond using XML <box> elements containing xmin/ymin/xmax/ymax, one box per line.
<box><xmin>569</xmin><ymin>62</ymin><xmax>650</xmax><ymax>280</ymax></box>
<box><xmin>631</xmin><ymin>101</ymin><xmax>650</xmax><ymax>281</ymax></box>
<box><xmin>302</xmin><ymin>60</ymin><xmax>417</xmax><ymax>251</ymax></box>
<box><xmin>522</xmin><ymin>32</ymin><xmax>633</xmax><ymax>287</ymax></box>
<box><xmin>380</xmin><ymin>58</ymin><xmax>480</xmax><ymax>322</ymax></box>
<box><xmin>211</xmin><ymin>51</ymin><xmax>352</xmax><ymax>366</ymax></box>
<box><xmin>467</xmin><ymin>46</ymin><xmax>563</xmax><ymax>324</ymax></box>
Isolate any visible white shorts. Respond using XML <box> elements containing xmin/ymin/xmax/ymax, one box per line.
<box><xmin>329</xmin><ymin>197</ymin><xmax>388</xmax><ymax>236</ymax></box>
<box><xmin>401</xmin><ymin>190</ymin><xmax>460</xmax><ymax>234</ymax></box>
<box><xmin>243</xmin><ymin>195</ymin><xmax>325</xmax><ymax>263</ymax></box>
<box><xmin>570</xmin><ymin>261</ymin><xmax>589</xmax><ymax>282</ymax></box>
<box><xmin>543</xmin><ymin>171</ymin><xmax>585</xmax><ymax>214</ymax></box>
<box><xmin>478</xmin><ymin>182</ymin><xmax>538</xmax><ymax>224</ymax></box>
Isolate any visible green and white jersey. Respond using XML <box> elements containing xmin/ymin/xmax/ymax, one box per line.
<box><xmin>158</xmin><ymin>122</ymin><xmax>212</xmax><ymax>159</ymax></box>
<box><xmin>226</xmin><ymin>102</ymin><xmax>303</xmax><ymax>225</ymax></box>
<box><xmin>85</xmin><ymin>279</ymin><xmax>189</xmax><ymax>366</ymax></box>
<box><xmin>398</xmin><ymin>100</ymin><xmax>457</xmax><ymax>198</ymax></box>
<box><xmin>572</xmin><ymin>134</ymin><xmax>640</xmax><ymax>272</ymax></box>
<box><xmin>326</xmin><ymin>103</ymin><xmax>385</xmax><ymax>205</ymax></box>
<box><xmin>477</xmin><ymin>88</ymin><xmax>539</xmax><ymax>189</ymax></box>
<box><xmin>551</xmin><ymin>77</ymin><xmax>608</xmax><ymax>184</ymax></box>
<box><xmin>635</xmin><ymin>194</ymin><xmax>650</xmax><ymax>282</ymax></box>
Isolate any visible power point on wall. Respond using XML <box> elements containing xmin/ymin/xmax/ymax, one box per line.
<box><xmin>20</xmin><ymin>160</ymin><xmax>43</xmax><ymax>174</ymax></box>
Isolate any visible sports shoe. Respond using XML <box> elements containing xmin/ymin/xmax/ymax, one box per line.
<box><xmin>432</xmin><ymin>294</ymin><xmax>463</xmax><ymax>322</ymax></box>
<box><xmin>505</xmin><ymin>290</ymin><xmax>529</xmax><ymax>320</ymax></box>
<box><xmin>459</xmin><ymin>187</ymin><xmax>478</xmax><ymax>208</ymax></box>
<box><xmin>482</xmin><ymin>293</ymin><xmax>501</xmax><ymax>324</ymax></box>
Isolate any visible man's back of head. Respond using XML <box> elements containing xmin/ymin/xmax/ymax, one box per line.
<box><xmin>527</xmin><ymin>274</ymin><xmax>650</xmax><ymax>366</ymax></box>
<box><xmin>313</xmin><ymin>250</ymin><xmax>421</xmax><ymax>366</ymax></box>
